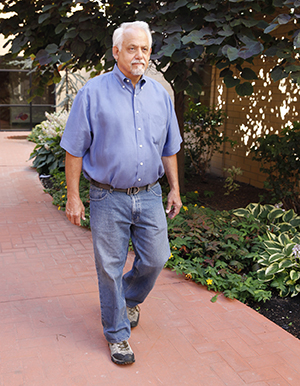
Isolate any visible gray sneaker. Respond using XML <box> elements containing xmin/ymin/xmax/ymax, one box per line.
<box><xmin>127</xmin><ymin>305</ymin><xmax>140</xmax><ymax>328</ymax></box>
<box><xmin>108</xmin><ymin>340</ymin><xmax>135</xmax><ymax>365</ymax></box>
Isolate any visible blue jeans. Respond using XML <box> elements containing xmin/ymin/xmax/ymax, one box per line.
<box><xmin>89</xmin><ymin>182</ymin><xmax>170</xmax><ymax>343</ymax></box>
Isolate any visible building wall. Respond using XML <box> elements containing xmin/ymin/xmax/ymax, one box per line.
<box><xmin>209</xmin><ymin>56</ymin><xmax>300</xmax><ymax>188</ymax></box>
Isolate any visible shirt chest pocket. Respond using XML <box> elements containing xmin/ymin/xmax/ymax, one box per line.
<box><xmin>144</xmin><ymin>114</ymin><xmax>167</xmax><ymax>148</ymax></box>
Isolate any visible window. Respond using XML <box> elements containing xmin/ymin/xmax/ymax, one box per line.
<box><xmin>0</xmin><ymin>61</ymin><xmax>55</xmax><ymax>131</ymax></box>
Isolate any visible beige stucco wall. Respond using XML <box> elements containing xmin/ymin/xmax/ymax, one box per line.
<box><xmin>209</xmin><ymin>56</ymin><xmax>300</xmax><ymax>189</ymax></box>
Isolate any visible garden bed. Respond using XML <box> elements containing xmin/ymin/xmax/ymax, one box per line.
<box><xmin>187</xmin><ymin>173</ymin><xmax>300</xmax><ymax>340</ymax></box>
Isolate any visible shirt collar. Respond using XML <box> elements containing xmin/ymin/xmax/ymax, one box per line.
<box><xmin>113</xmin><ymin>64</ymin><xmax>146</xmax><ymax>89</ymax></box>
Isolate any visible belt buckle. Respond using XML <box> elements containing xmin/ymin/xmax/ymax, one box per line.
<box><xmin>127</xmin><ymin>186</ymin><xmax>140</xmax><ymax>195</ymax></box>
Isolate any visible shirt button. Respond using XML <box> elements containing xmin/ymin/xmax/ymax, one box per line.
<box><xmin>136</xmin><ymin>111</ymin><xmax>139</xmax><ymax>114</ymax></box>
<box><xmin>138</xmin><ymin>178</ymin><xmax>141</xmax><ymax>182</ymax></box>
<box><xmin>139</xmin><ymin>144</ymin><xmax>143</xmax><ymax>148</ymax></box>
<box><xmin>122</xmin><ymin>85</ymin><xmax>125</xmax><ymax>88</ymax></box>
<box><xmin>138</xmin><ymin>127</ymin><xmax>141</xmax><ymax>131</ymax></box>
<box><xmin>140</xmin><ymin>162</ymin><xmax>143</xmax><ymax>166</ymax></box>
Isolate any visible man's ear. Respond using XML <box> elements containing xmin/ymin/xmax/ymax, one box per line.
<box><xmin>112</xmin><ymin>46</ymin><xmax>119</xmax><ymax>61</ymax></box>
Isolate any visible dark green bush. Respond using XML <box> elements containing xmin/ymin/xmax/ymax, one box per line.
<box><xmin>251</xmin><ymin>122</ymin><xmax>300</xmax><ymax>213</ymax></box>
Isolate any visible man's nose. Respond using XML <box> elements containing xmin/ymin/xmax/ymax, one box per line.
<box><xmin>135</xmin><ymin>47</ymin><xmax>143</xmax><ymax>58</ymax></box>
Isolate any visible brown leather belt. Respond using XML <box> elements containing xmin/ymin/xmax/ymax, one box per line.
<box><xmin>90</xmin><ymin>179</ymin><xmax>157</xmax><ymax>195</ymax></box>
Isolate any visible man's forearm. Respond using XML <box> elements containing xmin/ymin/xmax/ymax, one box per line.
<box><xmin>162</xmin><ymin>154</ymin><xmax>180</xmax><ymax>193</ymax></box>
<box><xmin>64</xmin><ymin>152</ymin><xmax>86</xmax><ymax>226</ymax></box>
<box><xmin>65</xmin><ymin>151</ymin><xmax>83</xmax><ymax>199</ymax></box>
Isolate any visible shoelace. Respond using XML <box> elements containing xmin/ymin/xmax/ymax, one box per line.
<box><xmin>117</xmin><ymin>341</ymin><xmax>129</xmax><ymax>351</ymax></box>
<box><xmin>127</xmin><ymin>306</ymin><xmax>139</xmax><ymax>317</ymax></box>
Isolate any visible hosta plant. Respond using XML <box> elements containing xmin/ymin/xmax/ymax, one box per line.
<box><xmin>256</xmin><ymin>232</ymin><xmax>300</xmax><ymax>297</ymax></box>
<box><xmin>233</xmin><ymin>203</ymin><xmax>300</xmax><ymax>297</ymax></box>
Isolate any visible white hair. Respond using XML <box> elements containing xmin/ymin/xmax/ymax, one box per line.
<box><xmin>112</xmin><ymin>21</ymin><xmax>152</xmax><ymax>51</ymax></box>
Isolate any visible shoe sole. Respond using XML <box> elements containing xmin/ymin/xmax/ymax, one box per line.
<box><xmin>111</xmin><ymin>356</ymin><xmax>135</xmax><ymax>365</ymax></box>
<box><xmin>130</xmin><ymin>313</ymin><xmax>140</xmax><ymax>328</ymax></box>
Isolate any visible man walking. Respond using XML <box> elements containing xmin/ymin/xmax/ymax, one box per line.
<box><xmin>60</xmin><ymin>21</ymin><xmax>182</xmax><ymax>365</ymax></box>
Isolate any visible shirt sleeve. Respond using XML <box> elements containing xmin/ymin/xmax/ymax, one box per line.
<box><xmin>161</xmin><ymin>95</ymin><xmax>182</xmax><ymax>157</ymax></box>
<box><xmin>60</xmin><ymin>87</ymin><xmax>92</xmax><ymax>157</ymax></box>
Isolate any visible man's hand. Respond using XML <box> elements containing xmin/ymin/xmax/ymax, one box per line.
<box><xmin>65</xmin><ymin>196</ymin><xmax>86</xmax><ymax>226</ymax></box>
<box><xmin>165</xmin><ymin>189</ymin><xmax>182</xmax><ymax>219</ymax></box>
<box><xmin>162</xmin><ymin>154</ymin><xmax>182</xmax><ymax>219</ymax></box>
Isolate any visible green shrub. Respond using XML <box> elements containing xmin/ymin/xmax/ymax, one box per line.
<box><xmin>184</xmin><ymin>100</ymin><xmax>234</xmax><ymax>180</ymax></box>
<box><xmin>251</xmin><ymin>122</ymin><xmax>300</xmax><ymax>213</ymax></box>
<box><xmin>28</xmin><ymin>111</ymin><xmax>68</xmax><ymax>175</ymax></box>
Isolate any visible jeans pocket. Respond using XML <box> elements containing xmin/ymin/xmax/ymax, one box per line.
<box><xmin>89</xmin><ymin>185</ymin><xmax>110</xmax><ymax>201</ymax></box>
<box><xmin>149</xmin><ymin>182</ymin><xmax>162</xmax><ymax>197</ymax></box>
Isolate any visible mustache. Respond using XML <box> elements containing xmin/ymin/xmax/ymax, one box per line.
<box><xmin>131</xmin><ymin>60</ymin><xmax>146</xmax><ymax>65</ymax></box>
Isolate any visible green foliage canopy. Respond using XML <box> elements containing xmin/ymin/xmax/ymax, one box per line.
<box><xmin>1</xmin><ymin>0</ymin><xmax>300</xmax><ymax>98</ymax></box>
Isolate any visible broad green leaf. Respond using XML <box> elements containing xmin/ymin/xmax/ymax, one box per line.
<box><xmin>267</xmin><ymin>208</ymin><xmax>284</xmax><ymax>221</ymax></box>
<box><xmin>242</xmin><ymin>19</ymin><xmax>259</xmax><ymax>28</ymax></box>
<box><xmin>279</xmin><ymin>259</ymin><xmax>295</xmax><ymax>269</ymax></box>
<box><xmin>38</xmin><ymin>13</ymin><xmax>51</xmax><ymax>24</ymax></box>
<box><xmin>222</xmin><ymin>45</ymin><xmax>239</xmax><ymax>61</ymax></box>
<box><xmin>265</xmin><ymin>263</ymin><xmax>282</xmax><ymax>275</ymax></box>
<box><xmin>292</xmin><ymin>235</ymin><xmax>300</xmax><ymax>244</ymax></box>
<box><xmin>71</xmin><ymin>40</ymin><xmax>86</xmax><ymax>57</ymax></box>
<box><xmin>241</xmin><ymin>68</ymin><xmax>258</xmax><ymax>80</ymax></box>
<box><xmin>278</xmin><ymin>14</ymin><xmax>291</xmax><ymax>24</ymax></box>
<box><xmin>42</xmin><ymin>4</ymin><xmax>56</xmax><ymax>12</ymax></box>
<box><xmin>295</xmin><ymin>284</ymin><xmax>300</xmax><ymax>292</ymax></box>
<box><xmin>264</xmin><ymin>24</ymin><xmax>279</xmax><ymax>34</ymax></box>
<box><xmin>55</xmin><ymin>24</ymin><xmax>66</xmax><ymax>35</ymax></box>
<box><xmin>290</xmin><ymin>218</ymin><xmax>300</xmax><ymax>227</ymax></box>
<box><xmin>284</xmin><ymin>243</ymin><xmax>296</xmax><ymax>256</ymax></box>
<box><xmin>269</xmin><ymin>253</ymin><xmax>285</xmax><ymax>263</ymax></box>
<box><xmin>279</xmin><ymin>286</ymin><xmax>290</xmax><ymax>297</ymax></box>
<box><xmin>235</xmin><ymin>82</ymin><xmax>253</xmax><ymax>96</ymax></box>
<box><xmin>278</xmin><ymin>233</ymin><xmax>291</xmax><ymax>246</ymax></box>
<box><xmin>264</xmin><ymin>240</ymin><xmax>283</xmax><ymax>249</ymax></box>
<box><xmin>45</xmin><ymin>43</ymin><xmax>58</xmax><ymax>54</ymax></box>
<box><xmin>290</xmin><ymin>270</ymin><xmax>300</xmax><ymax>281</ymax></box>
<box><xmin>218</xmin><ymin>26</ymin><xmax>234</xmax><ymax>37</ymax></box>
<box><xmin>294</xmin><ymin>31</ymin><xmax>300</xmax><ymax>48</ymax></box>
<box><xmin>257</xmin><ymin>268</ymin><xmax>274</xmax><ymax>282</ymax></box>
<box><xmin>80</xmin><ymin>30</ymin><xmax>93</xmax><ymax>42</ymax></box>
<box><xmin>267</xmin><ymin>247</ymin><xmax>284</xmax><ymax>255</ymax></box>
<box><xmin>271</xmin><ymin>66</ymin><xmax>288</xmax><ymax>82</ymax></box>
<box><xmin>64</xmin><ymin>28</ymin><xmax>78</xmax><ymax>39</ymax></box>
<box><xmin>224</xmin><ymin>75</ymin><xmax>240</xmax><ymax>88</ymax></box>
<box><xmin>232</xmin><ymin>208</ymin><xmax>250</xmax><ymax>217</ymax></box>
<box><xmin>282</xmin><ymin>209</ymin><xmax>295</xmax><ymax>222</ymax></box>
<box><xmin>279</xmin><ymin>223</ymin><xmax>292</xmax><ymax>232</ymax></box>
<box><xmin>266</xmin><ymin>231</ymin><xmax>278</xmax><ymax>241</ymax></box>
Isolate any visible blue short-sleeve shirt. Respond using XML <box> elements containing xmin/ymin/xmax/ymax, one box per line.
<box><xmin>60</xmin><ymin>64</ymin><xmax>182</xmax><ymax>189</ymax></box>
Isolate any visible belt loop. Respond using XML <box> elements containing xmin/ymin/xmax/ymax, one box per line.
<box><xmin>109</xmin><ymin>186</ymin><xmax>114</xmax><ymax>193</ymax></box>
<box><xmin>146</xmin><ymin>184</ymin><xmax>150</xmax><ymax>191</ymax></box>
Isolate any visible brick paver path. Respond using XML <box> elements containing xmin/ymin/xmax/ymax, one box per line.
<box><xmin>1</xmin><ymin>132</ymin><xmax>300</xmax><ymax>386</ymax></box>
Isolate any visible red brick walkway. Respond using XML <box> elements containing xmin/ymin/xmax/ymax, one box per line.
<box><xmin>1</xmin><ymin>131</ymin><xmax>300</xmax><ymax>386</ymax></box>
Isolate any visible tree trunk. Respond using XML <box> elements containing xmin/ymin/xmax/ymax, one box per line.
<box><xmin>174</xmin><ymin>90</ymin><xmax>185</xmax><ymax>193</ymax></box>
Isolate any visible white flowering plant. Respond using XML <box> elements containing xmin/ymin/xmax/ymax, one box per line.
<box><xmin>28</xmin><ymin>111</ymin><xmax>69</xmax><ymax>175</ymax></box>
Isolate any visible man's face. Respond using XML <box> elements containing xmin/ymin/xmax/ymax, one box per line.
<box><xmin>113</xmin><ymin>27</ymin><xmax>151</xmax><ymax>84</ymax></box>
